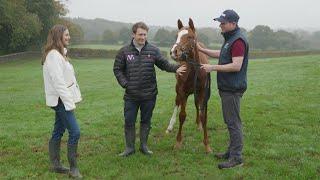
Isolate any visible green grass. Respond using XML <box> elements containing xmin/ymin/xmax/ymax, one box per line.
<box><xmin>0</xmin><ymin>55</ymin><xmax>319</xmax><ymax>179</ymax></box>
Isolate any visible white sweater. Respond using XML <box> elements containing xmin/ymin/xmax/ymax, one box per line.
<box><xmin>43</xmin><ymin>49</ymin><xmax>82</xmax><ymax>111</ymax></box>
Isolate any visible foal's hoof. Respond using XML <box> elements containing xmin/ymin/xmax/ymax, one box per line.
<box><xmin>165</xmin><ymin>129</ymin><xmax>172</xmax><ymax>134</ymax></box>
<box><xmin>174</xmin><ymin>142</ymin><xmax>182</xmax><ymax>149</ymax></box>
<box><xmin>205</xmin><ymin>146</ymin><xmax>213</xmax><ymax>154</ymax></box>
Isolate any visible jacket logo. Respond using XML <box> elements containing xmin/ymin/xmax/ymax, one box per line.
<box><xmin>127</xmin><ymin>54</ymin><xmax>135</xmax><ymax>61</ymax></box>
<box><xmin>224</xmin><ymin>43</ymin><xmax>229</xmax><ymax>49</ymax></box>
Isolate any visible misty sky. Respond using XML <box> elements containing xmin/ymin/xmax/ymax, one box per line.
<box><xmin>64</xmin><ymin>0</ymin><xmax>319</xmax><ymax>30</ymax></box>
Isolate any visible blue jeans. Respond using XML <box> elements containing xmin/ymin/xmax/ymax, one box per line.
<box><xmin>124</xmin><ymin>98</ymin><xmax>156</xmax><ymax>128</ymax></box>
<box><xmin>50</xmin><ymin>99</ymin><xmax>80</xmax><ymax>145</ymax></box>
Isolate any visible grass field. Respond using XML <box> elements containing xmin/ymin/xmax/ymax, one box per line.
<box><xmin>0</xmin><ymin>55</ymin><xmax>319</xmax><ymax>179</ymax></box>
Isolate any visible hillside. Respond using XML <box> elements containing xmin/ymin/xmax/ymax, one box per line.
<box><xmin>68</xmin><ymin>17</ymin><xmax>177</xmax><ymax>41</ymax></box>
<box><xmin>67</xmin><ymin>17</ymin><xmax>221</xmax><ymax>43</ymax></box>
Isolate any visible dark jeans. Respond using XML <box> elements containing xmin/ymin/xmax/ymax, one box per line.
<box><xmin>219</xmin><ymin>90</ymin><xmax>244</xmax><ymax>159</ymax></box>
<box><xmin>50</xmin><ymin>99</ymin><xmax>80</xmax><ymax>145</ymax></box>
<box><xmin>124</xmin><ymin>98</ymin><xmax>156</xmax><ymax>128</ymax></box>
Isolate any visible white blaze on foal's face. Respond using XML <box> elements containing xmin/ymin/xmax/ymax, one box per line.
<box><xmin>171</xmin><ymin>29</ymin><xmax>188</xmax><ymax>56</ymax></box>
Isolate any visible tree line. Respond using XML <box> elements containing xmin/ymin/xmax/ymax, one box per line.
<box><xmin>100</xmin><ymin>26</ymin><xmax>320</xmax><ymax>51</ymax></box>
<box><xmin>1</xmin><ymin>1</ymin><xmax>320</xmax><ymax>54</ymax></box>
<box><xmin>99</xmin><ymin>27</ymin><xmax>215</xmax><ymax>47</ymax></box>
<box><xmin>0</xmin><ymin>0</ymin><xmax>83</xmax><ymax>53</ymax></box>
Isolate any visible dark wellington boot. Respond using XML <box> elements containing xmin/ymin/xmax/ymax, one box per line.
<box><xmin>218</xmin><ymin>157</ymin><xmax>243</xmax><ymax>169</ymax></box>
<box><xmin>119</xmin><ymin>125</ymin><xmax>136</xmax><ymax>157</ymax></box>
<box><xmin>67</xmin><ymin>144</ymin><xmax>83</xmax><ymax>179</ymax></box>
<box><xmin>214</xmin><ymin>152</ymin><xmax>230</xmax><ymax>160</ymax></box>
<box><xmin>48</xmin><ymin>139</ymin><xmax>69</xmax><ymax>174</ymax></box>
<box><xmin>139</xmin><ymin>124</ymin><xmax>153</xmax><ymax>155</ymax></box>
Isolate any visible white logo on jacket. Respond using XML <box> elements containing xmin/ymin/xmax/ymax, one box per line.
<box><xmin>127</xmin><ymin>54</ymin><xmax>135</xmax><ymax>61</ymax></box>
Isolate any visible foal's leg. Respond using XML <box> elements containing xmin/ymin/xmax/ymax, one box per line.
<box><xmin>166</xmin><ymin>96</ymin><xmax>180</xmax><ymax>134</ymax></box>
<box><xmin>199</xmin><ymin>89</ymin><xmax>212</xmax><ymax>153</ymax></box>
<box><xmin>202</xmin><ymin>106</ymin><xmax>212</xmax><ymax>153</ymax></box>
<box><xmin>195</xmin><ymin>97</ymin><xmax>203</xmax><ymax>131</ymax></box>
<box><xmin>175</xmin><ymin>96</ymin><xmax>187</xmax><ymax>149</ymax></box>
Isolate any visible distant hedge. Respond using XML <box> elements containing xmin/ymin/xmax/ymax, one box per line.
<box><xmin>68</xmin><ymin>48</ymin><xmax>118</xmax><ymax>58</ymax></box>
<box><xmin>68</xmin><ymin>48</ymin><xmax>320</xmax><ymax>60</ymax></box>
<box><xmin>1</xmin><ymin>49</ymin><xmax>320</xmax><ymax>62</ymax></box>
<box><xmin>0</xmin><ymin>51</ymin><xmax>41</xmax><ymax>62</ymax></box>
<box><xmin>68</xmin><ymin>48</ymin><xmax>168</xmax><ymax>59</ymax></box>
<box><xmin>250</xmin><ymin>50</ymin><xmax>320</xmax><ymax>59</ymax></box>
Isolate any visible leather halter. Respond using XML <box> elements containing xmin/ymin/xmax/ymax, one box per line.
<box><xmin>175</xmin><ymin>37</ymin><xmax>200</xmax><ymax>67</ymax></box>
<box><xmin>175</xmin><ymin>34</ymin><xmax>211</xmax><ymax>112</ymax></box>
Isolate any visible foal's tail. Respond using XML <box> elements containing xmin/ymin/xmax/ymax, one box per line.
<box><xmin>204</xmin><ymin>73</ymin><xmax>211</xmax><ymax>106</ymax></box>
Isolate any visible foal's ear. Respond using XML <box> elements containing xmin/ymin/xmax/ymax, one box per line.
<box><xmin>188</xmin><ymin>18</ymin><xmax>195</xmax><ymax>32</ymax></box>
<box><xmin>178</xmin><ymin>19</ymin><xmax>183</xmax><ymax>30</ymax></box>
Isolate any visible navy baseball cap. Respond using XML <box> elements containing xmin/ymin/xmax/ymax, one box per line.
<box><xmin>214</xmin><ymin>9</ymin><xmax>240</xmax><ymax>23</ymax></box>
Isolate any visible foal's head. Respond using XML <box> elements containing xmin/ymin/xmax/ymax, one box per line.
<box><xmin>170</xmin><ymin>18</ymin><xmax>197</xmax><ymax>62</ymax></box>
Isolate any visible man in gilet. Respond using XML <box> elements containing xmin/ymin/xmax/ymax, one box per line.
<box><xmin>198</xmin><ymin>9</ymin><xmax>249</xmax><ymax>169</ymax></box>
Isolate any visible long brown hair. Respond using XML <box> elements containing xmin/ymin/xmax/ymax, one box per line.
<box><xmin>41</xmin><ymin>24</ymin><xmax>68</xmax><ymax>65</ymax></box>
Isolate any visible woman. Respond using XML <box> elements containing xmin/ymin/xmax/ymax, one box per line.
<box><xmin>42</xmin><ymin>24</ymin><xmax>82</xmax><ymax>178</ymax></box>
